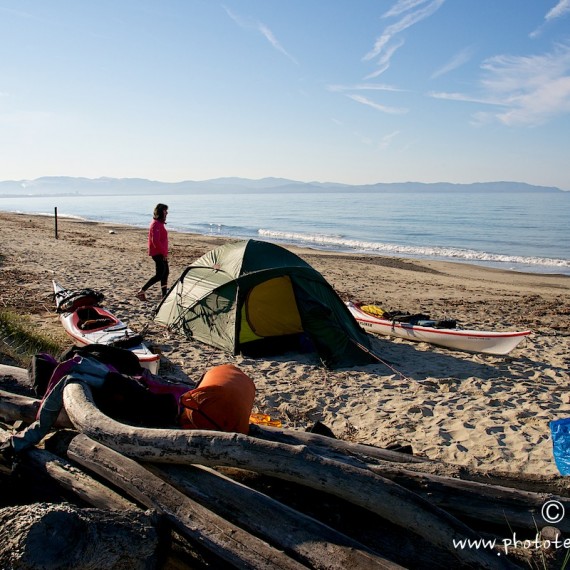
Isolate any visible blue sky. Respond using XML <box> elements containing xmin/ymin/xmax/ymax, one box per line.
<box><xmin>1</xmin><ymin>0</ymin><xmax>570</xmax><ymax>189</ymax></box>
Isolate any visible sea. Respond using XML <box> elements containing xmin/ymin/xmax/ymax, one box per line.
<box><xmin>2</xmin><ymin>190</ymin><xmax>569</xmax><ymax>276</ymax></box>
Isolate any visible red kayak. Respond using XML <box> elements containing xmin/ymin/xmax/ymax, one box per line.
<box><xmin>53</xmin><ymin>280</ymin><xmax>160</xmax><ymax>374</ymax></box>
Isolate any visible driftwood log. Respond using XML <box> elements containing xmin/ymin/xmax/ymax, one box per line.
<box><xmin>41</xmin><ymin>430</ymin><xmax>419</xmax><ymax>569</ymax></box>
<box><xmin>2</xmin><ymin>367</ymin><xmax>560</xmax><ymax>567</ymax></box>
<box><xmin>0</xmin><ymin>364</ymin><xmax>33</xmax><ymax>391</ymax></box>
<box><xmin>151</xmin><ymin>462</ymin><xmax>403</xmax><ymax>570</ymax></box>
<box><xmin>0</xmin><ymin>389</ymin><xmax>39</xmax><ymax>425</ymax></box>
<box><xmin>0</xmin><ymin>388</ymin><xmax>72</xmax><ymax>428</ymax></box>
<box><xmin>0</xmin><ymin>424</ymin><xmax>134</xmax><ymax>510</ymax></box>
<box><xmin>0</xmin><ymin>389</ymin><xmax>493</xmax><ymax>569</ymax></box>
<box><xmin>152</xmin><ymin>463</ymin><xmax>499</xmax><ymax>570</ymax></box>
<box><xmin>366</xmin><ymin>460</ymin><xmax>570</xmax><ymax>532</ymax></box>
<box><xmin>383</xmin><ymin>458</ymin><xmax>570</xmax><ymax>497</ymax></box>
<box><xmin>62</xmin><ymin>380</ymin><xmax>519</xmax><ymax>569</ymax></box>
<box><xmin>1</xmin><ymin>424</ymin><xmax>287</xmax><ymax>569</ymax></box>
<box><xmin>0</xmin><ymin>502</ymin><xmax>160</xmax><ymax>569</ymax></box>
<box><xmin>251</xmin><ymin>424</ymin><xmax>570</xmax><ymax>496</ymax></box>
<box><xmin>64</xmin><ymin>433</ymin><xmax>313</xmax><ymax>570</ymax></box>
<box><xmin>4</xmin><ymin>383</ymin><xmax>564</xmax><ymax>497</ymax></box>
<box><xmin>45</xmin><ymin>430</ymin><xmax>484</xmax><ymax>569</ymax></box>
<box><xmin>250</xmin><ymin>424</ymin><xmax>429</xmax><ymax>464</ymax></box>
<box><xmin>251</xmin><ymin>424</ymin><xmax>570</xmax><ymax>531</ymax></box>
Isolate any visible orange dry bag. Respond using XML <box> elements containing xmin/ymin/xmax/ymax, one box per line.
<box><xmin>179</xmin><ymin>364</ymin><xmax>255</xmax><ymax>435</ymax></box>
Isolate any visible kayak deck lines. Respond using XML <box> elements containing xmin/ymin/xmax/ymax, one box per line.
<box><xmin>346</xmin><ymin>301</ymin><xmax>531</xmax><ymax>355</ymax></box>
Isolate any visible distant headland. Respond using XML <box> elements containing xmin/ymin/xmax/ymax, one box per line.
<box><xmin>0</xmin><ymin>176</ymin><xmax>565</xmax><ymax>197</ymax></box>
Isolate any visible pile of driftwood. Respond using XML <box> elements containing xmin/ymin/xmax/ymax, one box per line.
<box><xmin>1</xmin><ymin>363</ymin><xmax>569</xmax><ymax>570</ymax></box>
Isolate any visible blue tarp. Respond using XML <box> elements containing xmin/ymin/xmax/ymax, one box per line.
<box><xmin>550</xmin><ymin>417</ymin><xmax>570</xmax><ymax>475</ymax></box>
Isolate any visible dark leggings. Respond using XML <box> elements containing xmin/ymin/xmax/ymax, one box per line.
<box><xmin>142</xmin><ymin>255</ymin><xmax>169</xmax><ymax>296</ymax></box>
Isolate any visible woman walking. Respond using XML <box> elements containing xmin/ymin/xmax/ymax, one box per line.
<box><xmin>137</xmin><ymin>203</ymin><xmax>169</xmax><ymax>300</ymax></box>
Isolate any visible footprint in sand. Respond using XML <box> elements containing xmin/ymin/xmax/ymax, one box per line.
<box><xmin>486</xmin><ymin>426</ymin><xmax>505</xmax><ymax>435</ymax></box>
<box><xmin>407</xmin><ymin>406</ymin><xmax>433</xmax><ymax>417</ymax></box>
<box><xmin>516</xmin><ymin>410</ymin><xmax>536</xmax><ymax>420</ymax></box>
<box><xmin>438</xmin><ymin>420</ymin><xmax>472</xmax><ymax>443</ymax></box>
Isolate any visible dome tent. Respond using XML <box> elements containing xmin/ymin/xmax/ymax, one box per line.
<box><xmin>154</xmin><ymin>239</ymin><xmax>376</xmax><ymax>368</ymax></box>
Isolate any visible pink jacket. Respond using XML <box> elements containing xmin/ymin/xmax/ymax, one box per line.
<box><xmin>148</xmin><ymin>219</ymin><xmax>168</xmax><ymax>257</ymax></box>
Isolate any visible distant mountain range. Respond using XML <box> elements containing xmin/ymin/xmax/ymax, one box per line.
<box><xmin>0</xmin><ymin>176</ymin><xmax>565</xmax><ymax>196</ymax></box>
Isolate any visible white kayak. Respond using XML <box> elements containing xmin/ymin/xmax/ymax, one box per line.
<box><xmin>53</xmin><ymin>281</ymin><xmax>160</xmax><ymax>374</ymax></box>
<box><xmin>345</xmin><ymin>301</ymin><xmax>531</xmax><ymax>355</ymax></box>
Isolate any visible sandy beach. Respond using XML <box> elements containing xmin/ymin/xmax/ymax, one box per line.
<box><xmin>1</xmin><ymin>211</ymin><xmax>568</xmax><ymax>476</ymax></box>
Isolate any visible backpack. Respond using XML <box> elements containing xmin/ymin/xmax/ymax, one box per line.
<box><xmin>30</xmin><ymin>344</ymin><xmax>178</xmax><ymax>427</ymax></box>
<box><xmin>93</xmin><ymin>370</ymin><xmax>179</xmax><ymax>427</ymax></box>
<box><xmin>59</xmin><ymin>344</ymin><xmax>179</xmax><ymax>426</ymax></box>
<box><xmin>60</xmin><ymin>343</ymin><xmax>143</xmax><ymax>377</ymax></box>
<box><xmin>28</xmin><ymin>353</ymin><xmax>59</xmax><ymax>398</ymax></box>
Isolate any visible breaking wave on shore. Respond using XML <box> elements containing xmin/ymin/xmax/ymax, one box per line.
<box><xmin>258</xmin><ymin>229</ymin><xmax>570</xmax><ymax>274</ymax></box>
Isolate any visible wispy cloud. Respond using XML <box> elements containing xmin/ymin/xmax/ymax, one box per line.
<box><xmin>363</xmin><ymin>38</ymin><xmax>405</xmax><ymax>80</ymax></box>
<box><xmin>363</xmin><ymin>0</ymin><xmax>445</xmax><ymax>78</ymax></box>
<box><xmin>378</xmin><ymin>130</ymin><xmax>401</xmax><ymax>149</ymax></box>
<box><xmin>480</xmin><ymin>44</ymin><xmax>570</xmax><ymax>126</ymax></box>
<box><xmin>346</xmin><ymin>94</ymin><xmax>408</xmax><ymax>115</ymax></box>
<box><xmin>331</xmin><ymin>0</ymin><xmax>443</xmax><ymax>116</ymax></box>
<box><xmin>257</xmin><ymin>23</ymin><xmax>298</xmax><ymax>63</ymax></box>
<box><xmin>545</xmin><ymin>0</ymin><xmax>570</xmax><ymax>21</ymax></box>
<box><xmin>428</xmin><ymin>91</ymin><xmax>508</xmax><ymax>106</ymax></box>
<box><xmin>224</xmin><ymin>6</ymin><xmax>298</xmax><ymax>64</ymax></box>
<box><xmin>0</xmin><ymin>6</ymin><xmax>35</xmax><ymax>19</ymax></box>
<box><xmin>429</xmin><ymin>43</ymin><xmax>570</xmax><ymax>126</ymax></box>
<box><xmin>382</xmin><ymin>0</ymin><xmax>436</xmax><ymax>19</ymax></box>
<box><xmin>327</xmin><ymin>83</ymin><xmax>406</xmax><ymax>93</ymax></box>
<box><xmin>430</xmin><ymin>46</ymin><xmax>475</xmax><ymax>79</ymax></box>
<box><xmin>530</xmin><ymin>0</ymin><xmax>570</xmax><ymax>38</ymax></box>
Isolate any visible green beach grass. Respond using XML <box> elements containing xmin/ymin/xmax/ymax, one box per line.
<box><xmin>0</xmin><ymin>309</ymin><xmax>67</xmax><ymax>367</ymax></box>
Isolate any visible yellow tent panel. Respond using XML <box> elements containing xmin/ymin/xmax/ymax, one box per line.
<box><xmin>244</xmin><ymin>276</ymin><xmax>303</xmax><ymax>338</ymax></box>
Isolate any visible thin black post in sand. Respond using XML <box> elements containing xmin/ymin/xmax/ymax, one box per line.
<box><xmin>54</xmin><ymin>207</ymin><xmax>58</xmax><ymax>239</ymax></box>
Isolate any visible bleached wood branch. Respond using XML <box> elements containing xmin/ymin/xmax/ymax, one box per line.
<box><xmin>62</xmin><ymin>380</ymin><xmax>518</xmax><ymax>570</ymax></box>
<box><xmin>66</xmin><ymin>434</ymin><xmax>309</xmax><ymax>570</ymax></box>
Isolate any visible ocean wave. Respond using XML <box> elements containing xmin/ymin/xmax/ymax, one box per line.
<box><xmin>191</xmin><ymin>222</ymin><xmax>254</xmax><ymax>237</ymax></box>
<box><xmin>5</xmin><ymin>209</ymin><xmax>87</xmax><ymax>221</ymax></box>
<box><xmin>258</xmin><ymin>229</ymin><xmax>570</xmax><ymax>269</ymax></box>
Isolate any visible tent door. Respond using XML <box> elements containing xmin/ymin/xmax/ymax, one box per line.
<box><xmin>239</xmin><ymin>276</ymin><xmax>303</xmax><ymax>343</ymax></box>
